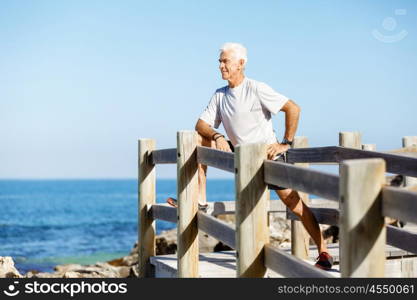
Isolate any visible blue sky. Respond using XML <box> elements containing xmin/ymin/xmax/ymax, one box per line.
<box><xmin>0</xmin><ymin>0</ymin><xmax>416</xmax><ymax>179</ymax></box>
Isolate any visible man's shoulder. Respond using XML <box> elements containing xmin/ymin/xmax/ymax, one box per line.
<box><xmin>246</xmin><ymin>77</ymin><xmax>267</xmax><ymax>89</ymax></box>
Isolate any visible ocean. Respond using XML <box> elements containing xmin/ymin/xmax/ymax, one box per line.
<box><xmin>0</xmin><ymin>179</ymin><xmax>238</xmax><ymax>274</ymax></box>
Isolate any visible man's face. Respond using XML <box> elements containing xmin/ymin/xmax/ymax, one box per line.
<box><xmin>219</xmin><ymin>50</ymin><xmax>243</xmax><ymax>80</ymax></box>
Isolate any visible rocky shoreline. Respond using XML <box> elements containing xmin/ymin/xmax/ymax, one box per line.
<box><xmin>1</xmin><ymin>213</ymin><xmax>337</xmax><ymax>278</ymax></box>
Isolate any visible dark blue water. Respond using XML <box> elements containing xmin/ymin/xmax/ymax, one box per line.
<box><xmin>0</xmin><ymin>179</ymin><xmax>237</xmax><ymax>274</ymax></box>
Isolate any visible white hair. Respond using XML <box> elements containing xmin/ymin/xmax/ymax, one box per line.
<box><xmin>220</xmin><ymin>42</ymin><xmax>248</xmax><ymax>65</ymax></box>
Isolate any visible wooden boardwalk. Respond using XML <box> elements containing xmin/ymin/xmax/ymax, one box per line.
<box><xmin>151</xmin><ymin>243</ymin><xmax>417</xmax><ymax>278</ymax></box>
<box><xmin>139</xmin><ymin>132</ymin><xmax>417</xmax><ymax>278</ymax></box>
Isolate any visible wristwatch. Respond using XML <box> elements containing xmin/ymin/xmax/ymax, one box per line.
<box><xmin>282</xmin><ymin>138</ymin><xmax>293</xmax><ymax>146</ymax></box>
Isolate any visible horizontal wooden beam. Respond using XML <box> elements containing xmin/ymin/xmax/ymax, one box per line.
<box><xmin>212</xmin><ymin>201</ymin><xmax>235</xmax><ymax>216</ymax></box>
<box><xmin>385</xmin><ymin>145</ymin><xmax>417</xmax><ymax>157</ymax></box>
<box><xmin>197</xmin><ymin>212</ymin><xmax>236</xmax><ymax>249</ymax></box>
<box><xmin>151</xmin><ymin>148</ymin><xmax>177</xmax><ymax>164</ymax></box>
<box><xmin>286</xmin><ymin>146</ymin><xmax>339</xmax><ymax>163</ymax></box>
<box><xmin>335</xmin><ymin>147</ymin><xmax>417</xmax><ymax>177</ymax></box>
<box><xmin>387</xmin><ymin>225</ymin><xmax>417</xmax><ymax>254</ymax></box>
<box><xmin>150</xmin><ymin>146</ymin><xmax>417</xmax><ymax>177</ymax></box>
<box><xmin>264</xmin><ymin>244</ymin><xmax>332</xmax><ymax>278</ymax></box>
<box><xmin>264</xmin><ymin>160</ymin><xmax>339</xmax><ymax>201</ymax></box>
<box><xmin>382</xmin><ymin>187</ymin><xmax>417</xmax><ymax>224</ymax></box>
<box><xmin>150</xmin><ymin>204</ymin><xmax>177</xmax><ymax>223</ymax></box>
<box><xmin>287</xmin><ymin>207</ymin><xmax>339</xmax><ymax>225</ymax></box>
<box><xmin>197</xmin><ymin>146</ymin><xmax>235</xmax><ymax>173</ymax></box>
<box><xmin>212</xmin><ymin>200</ymin><xmax>286</xmax><ymax>216</ymax></box>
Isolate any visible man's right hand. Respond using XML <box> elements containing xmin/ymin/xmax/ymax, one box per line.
<box><xmin>215</xmin><ymin>137</ymin><xmax>232</xmax><ymax>152</ymax></box>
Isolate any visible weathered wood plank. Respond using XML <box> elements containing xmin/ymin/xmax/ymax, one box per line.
<box><xmin>291</xmin><ymin>136</ymin><xmax>310</xmax><ymax>259</ymax></box>
<box><xmin>387</xmin><ymin>225</ymin><xmax>417</xmax><ymax>254</ymax></box>
<box><xmin>177</xmin><ymin>131</ymin><xmax>199</xmax><ymax>278</ymax></box>
<box><xmin>403</xmin><ymin>137</ymin><xmax>417</xmax><ymax>186</ymax></box>
<box><xmin>150</xmin><ymin>204</ymin><xmax>177</xmax><ymax>223</ymax></box>
<box><xmin>382</xmin><ymin>186</ymin><xmax>417</xmax><ymax>224</ymax></box>
<box><xmin>151</xmin><ymin>148</ymin><xmax>177</xmax><ymax>164</ymax></box>
<box><xmin>264</xmin><ymin>160</ymin><xmax>339</xmax><ymax>201</ymax></box>
<box><xmin>138</xmin><ymin>139</ymin><xmax>156</xmax><ymax>277</ymax></box>
<box><xmin>335</xmin><ymin>147</ymin><xmax>417</xmax><ymax>177</ymax></box>
<box><xmin>287</xmin><ymin>145</ymin><xmax>417</xmax><ymax>178</ymax></box>
<box><xmin>212</xmin><ymin>201</ymin><xmax>235</xmax><ymax>216</ymax></box>
<box><xmin>385</xmin><ymin>145</ymin><xmax>417</xmax><ymax>158</ymax></box>
<box><xmin>264</xmin><ymin>244</ymin><xmax>332</xmax><ymax>278</ymax></box>
<box><xmin>287</xmin><ymin>207</ymin><xmax>339</xmax><ymax>226</ymax></box>
<box><xmin>196</xmin><ymin>146</ymin><xmax>235</xmax><ymax>173</ymax></box>
<box><xmin>339</xmin><ymin>132</ymin><xmax>362</xmax><ymax>149</ymax></box>
<box><xmin>286</xmin><ymin>146</ymin><xmax>339</xmax><ymax>163</ymax></box>
<box><xmin>197</xmin><ymin>212</ymin><xmax>236</xmax><ymax>249</ymax></box>
<box><xmin>339</xmin><ymin>158</ymin><xmax>386</xmax><ymax>277</ymax></box>
<box><xmin>362</xmin><ymin>144</ymin><xmax>376</xmax><ymax>151</ymax></box>
<box><xmin>235</xmin><ymin>143</ymin><xmax>269</xmax><ymax>278</ymax></box>
<box><xmin>211</xmin><ymin>200</ymin><xmax>288</xmax><ymax>216</ymax></box>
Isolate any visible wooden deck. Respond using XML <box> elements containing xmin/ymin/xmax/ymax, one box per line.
<box><xmin>150</xmin><ymin>243</ymin><xmax>417</xmax><ymax>278</ymax></box>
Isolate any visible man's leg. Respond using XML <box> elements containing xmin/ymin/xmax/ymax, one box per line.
<box><xmin>276</xmin><ymin>189</ymin><xmax>327</xmax><ymax>255</ymax></box>
<box><xmin>197</xmin><ymin>133</ymin><xmax>215</xmax><ymax>206</ymax></box>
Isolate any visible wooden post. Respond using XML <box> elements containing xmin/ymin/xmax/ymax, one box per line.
<box><xmin>402</xmin><ymin>136</ymin><xmax>417</xmax><ymax>186</ymax></box>
<box><xmin>138</xmin><ymin>139</ymin><xmax>156</xmax><ymax>277</ymax></box>
<box><xmin>339</xmin><ymin>132</ymin><xmax>362</xmax><ymax>149</ymax></box>
<box><xmin>235</xmin><ymin>143</ymin><xmax>269</xmax><ymax>277</ymax></box>
<box><xmin>291</xmin><ymin>136</ymin><xmax>310</xmax><ymax>259</ymax></box>
<box><xmin>361</xmin><ymin>144</ymin><xmax>376</xmax><ymax>151</ymax></box>
<box><xmin>339</xmin><ymin>158</ymin><xmax>386</xmax><ymax>277</ymax></box>
<box><xmin>177</xmin><ymin>131</ymin><xmax>199</xmax><ymax>278</ymax></box>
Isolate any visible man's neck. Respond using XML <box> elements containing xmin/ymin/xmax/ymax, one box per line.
<box><xmin>228</xmin><ymin>73</ymin><xmax>245</xmax><ymax>88</ymax></box>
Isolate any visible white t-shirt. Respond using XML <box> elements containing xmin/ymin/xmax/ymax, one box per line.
<box><xmin>199</xmin><ymin>77</ymin><xmax>289</xmax><ymax>146</ymax></box>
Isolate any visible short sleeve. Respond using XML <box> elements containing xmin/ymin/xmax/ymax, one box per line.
<box><xmin>199</xmin><ymin>93</ymin><xmax>221</xmax><ymax>128</ymax></box>
<box><xmin>256</xmin><ymin>82</ymin><xmax>289</xmax><ymax>115</ymax></box>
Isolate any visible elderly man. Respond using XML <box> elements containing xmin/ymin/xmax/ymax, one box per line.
<box><xmin>168</xmin><ymin>42</ymin><xmax>333</xmax><ymax>270</ymax></box>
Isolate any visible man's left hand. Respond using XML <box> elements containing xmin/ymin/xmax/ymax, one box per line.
<box><xmin>267</xmin><ymin>143</ymin><xmax>290</xmax><ymax>160</ymax></box>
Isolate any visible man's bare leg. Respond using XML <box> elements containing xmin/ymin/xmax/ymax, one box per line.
<box><xmin>197</xmin><ymin>133</ymin><xmax>215</xmax><ymax>206</ymax></box>
<box><xmin>276</xmin><ymin>189</ymin><xmax>327</xmax><ymax>255</ymax></box>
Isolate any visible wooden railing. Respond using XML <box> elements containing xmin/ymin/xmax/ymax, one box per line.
<box><xmin>138</xmin><ymin>131</ymin><xmax>417</xmax><ymax>278</ymax></box>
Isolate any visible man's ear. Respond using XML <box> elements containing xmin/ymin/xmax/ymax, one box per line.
<box><xmin>238</xmin><ymin>59</ymin><xmax>245</xmax><ymax>70</ymax></box>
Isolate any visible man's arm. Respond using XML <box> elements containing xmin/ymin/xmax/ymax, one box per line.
<box><xmin>195</xmin><ymin>119</ymin><xmax>232</xmax><ymax>152</ymax></box>
<box><xmin>281</xmin><ymin>99</ymin><xmax>301</xmax><ymax>142</ymax></box>
<box><xmin>267</xmin><ymin>99</ymin><xmax>301</xmax><ymax>159</ymax></box>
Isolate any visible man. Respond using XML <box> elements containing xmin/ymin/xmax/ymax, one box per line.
<box><xmin>168</xmin><ymin>42</ymin><xmax>333</xmax><ymax>270</ymax></box>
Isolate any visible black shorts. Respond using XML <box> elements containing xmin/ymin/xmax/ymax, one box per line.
<box><xmin>227</xmin><ymin>141</ymin><xmax>287</xmax><ymax>191</ymax></box>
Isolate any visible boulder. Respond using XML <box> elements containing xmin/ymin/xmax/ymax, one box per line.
<box><xmin>0</xmin><ymin>257</ymin><xmax>22</xmax><ymax>278</ymax></box>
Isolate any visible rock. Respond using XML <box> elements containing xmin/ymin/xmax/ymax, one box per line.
<box><xmin>129</xmin><ymin>264</ymin><xmax>139</xmax><ymax>277</ymax></box>
<box><xmin>63</xmin><ymin>271</ymin><xmax>82</xmax><ymax>278</ymax></box>
<box><xmin>213</xmin><ymin>242</ymin><xmax>233</xmax><ymax>252</ymax></box>
<box><xmin>156</xmin><ymin>229</ymin><xmax>177</xmax><ymax>255</ymax></box>
<box><xmin>0</xmin><ymin>257</ymin><xmax>22</xmax><ymax>278</ymax></box>
<box><xmin>26</xmin><ymin>272</ymin><xmax>62</xmax><ymax>278</ymax></box>
<box><xmin>269</xmin><ymin>214</ymin><xmax>291</xmax><ymax>247</ymax></box>
<box><xmin>54</xmin><ymin>264</ymin><xmax>83</xmax><ymax>274</ymax></box>
<box><xmin>199</xmin><ymin>232</ymin><xmax>222</xmax><ymax>253</ymax></box>
<box><xmin>17</xmin><ymin>207</ymin><xmax>295</xmax><ymax>278</ymax></box>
